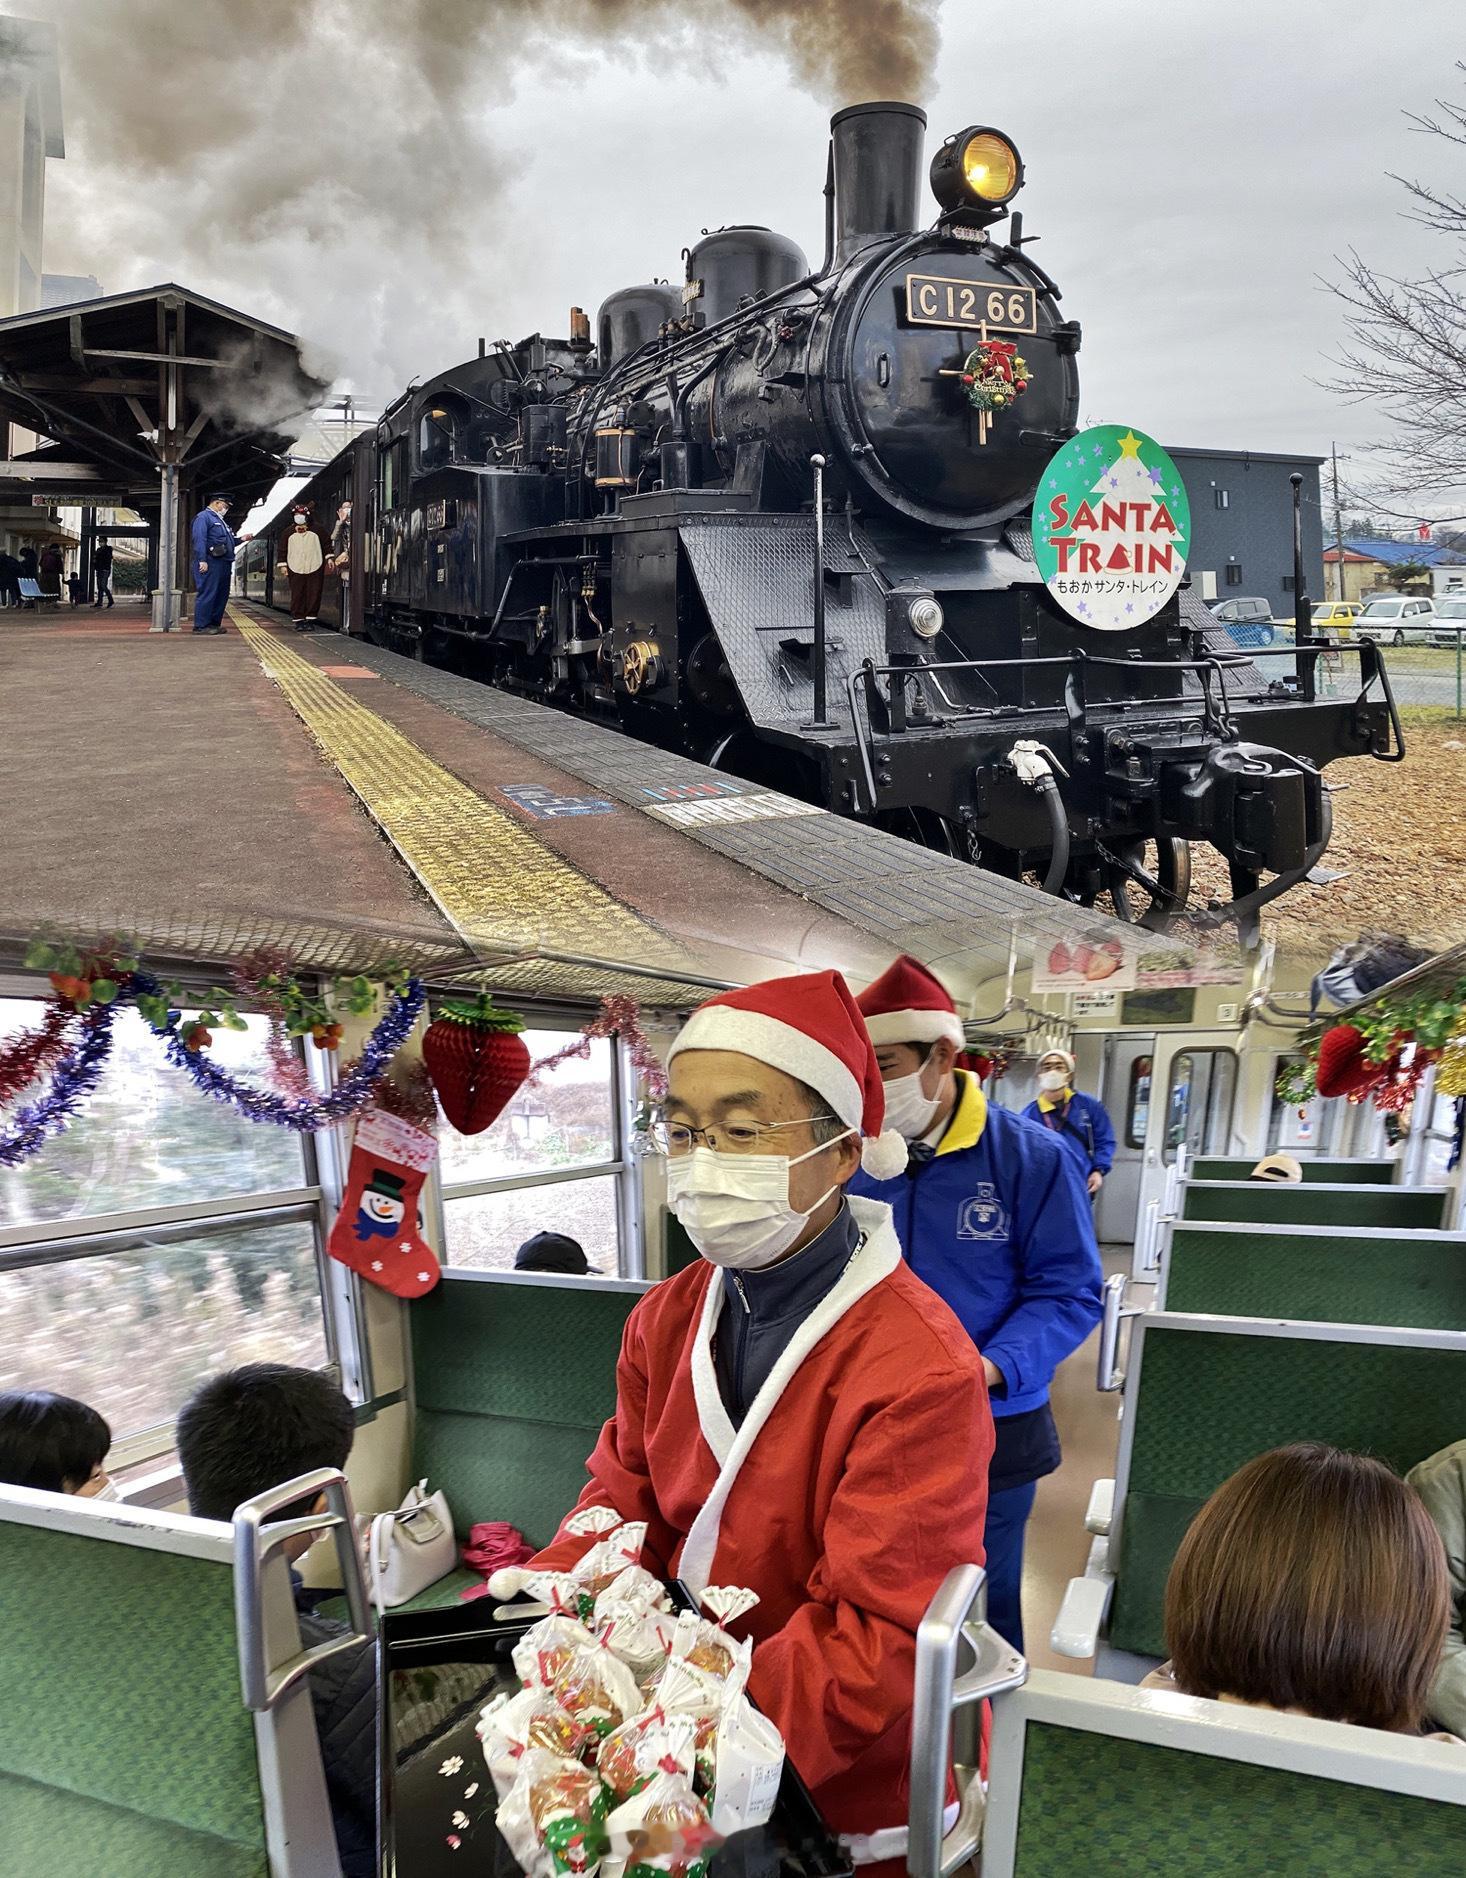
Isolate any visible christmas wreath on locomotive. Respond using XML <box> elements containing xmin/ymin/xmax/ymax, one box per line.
<box><xmin>266</xmin><ymin>102</ymin><xmax>1401</xmax><ymax>933</ymax></box>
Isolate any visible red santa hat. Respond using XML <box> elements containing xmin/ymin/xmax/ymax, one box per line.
<box><xmin>667</xmin><ymin>970</ymin><xmax>908</xmax><ymax>1180</ymax></box>
<box><xmin>856</xmin><ymin>954</ymin><xmax>966</xmax><ymax>1050</ymax></box>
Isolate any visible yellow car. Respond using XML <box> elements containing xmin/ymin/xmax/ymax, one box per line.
<box><xmin>1309</xmin><ymin>601</ymin><xmax>1360</xmax><ymax>637</ymax></box>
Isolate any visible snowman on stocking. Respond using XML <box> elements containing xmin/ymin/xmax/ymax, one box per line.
<box><xmin>328</xmin><ymin>1106</ymin><xmax>440</xmax><ymax>1298</ymax></box>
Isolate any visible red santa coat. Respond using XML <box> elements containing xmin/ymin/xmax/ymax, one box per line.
<box><xmin>530</xmin><ymin>1196</ymin><xmax>993</xmax><ymax>1860</ymax></box>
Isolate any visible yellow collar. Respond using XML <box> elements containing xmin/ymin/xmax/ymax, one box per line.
<box><xmin>935</xmin><ymin>1071</ymin><xmax>987</xmax><ymax>1156</ymax></box>
<box><xmin>1037</xmin><ymin>1088</ymin><xmax>1072</xmax><ymax>1112</ymax></box>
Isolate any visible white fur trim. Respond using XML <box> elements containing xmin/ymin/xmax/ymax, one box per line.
<box><xmin>1041</xmin><ymin>1047</ymin><xmax>1076</xmax><ymax>1073</ymax></box>
<box><xmin>669</xmin><ymin>1006</ymin><xmax>865</xmax><ymax>1130</ymax></box>
<box><xmin>862</xmin><ymin>1008</ymin><xmax>964</xmax><ymax>1049</ymax></box>
<box><xmin>860</xmin><ymin>1129</ymin><xmax>909</xmax><ymax>1180</ymax></box>
<box><xmin>690</xmin><ymin>1273</ymin><xmax>738</xmax><ymax>1467</ymax></box>
<box><xmin>678</xmin><ymin>1199</ymin><xmax>902</xmax><ymax>1595</ymax></box>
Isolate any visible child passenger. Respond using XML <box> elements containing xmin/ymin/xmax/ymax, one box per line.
<box><xmin>0</xmin><ymin>1389</ymin><xmax>114</xmax><ymax>1497</ymax></box>
<box><xmin>176</xmin><ymin>1364</ymin><xmax>377</xmax><ymax>1878</ymax></box>
<box><xmin>1142</xmin><ymin>1443</ymin><xmax>1462</xmax><ymax>1744</ymax></box>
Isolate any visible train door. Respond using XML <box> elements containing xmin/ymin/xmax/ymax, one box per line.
<box><xmin>1094</xmin><ymin>1033</ymin><xmax>1155</xmax><ymax>1244</ymax></box>
<box><xmin>1133</xmin><ymin>1034</ymin><xmax>1239</xmax><ymax>1274</ymax></box>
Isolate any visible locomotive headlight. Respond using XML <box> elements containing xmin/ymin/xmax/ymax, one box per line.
<box><xmin>908</xmin><ymin>595</ymin><xmax>945</xmax><ymax>639</ymax></box>
<box><xmin>930</xmin><ymin>127</ymin><xmax>1024</xmax><ymax>219</ymax></box>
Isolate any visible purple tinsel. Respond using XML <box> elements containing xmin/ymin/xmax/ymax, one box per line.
<box><xmin>0</xmin><ymin>1000</ymin><xmax>120</xmax><ymax>1169</ymax></box>
<box><xmin>137</xmin><ymin>973</ymin><xmax>426</xmax><ymax>1131</ymax></box>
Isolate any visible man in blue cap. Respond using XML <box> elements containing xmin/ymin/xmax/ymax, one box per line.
<box><xmin>190</xmin><ymin>491</ymin><xmax>235</xmax><ymax>634</ymax></box>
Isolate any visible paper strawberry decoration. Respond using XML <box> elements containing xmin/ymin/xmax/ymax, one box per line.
<box><xmin>1314</xmin><ymin>1024</ymin><xmax>1376</xmax><ymax>1100</ymax></box>
<box><xmin>422</xmin><ymin>994</ymin><xmax>531</xmax><ymax>1135</ymax></box>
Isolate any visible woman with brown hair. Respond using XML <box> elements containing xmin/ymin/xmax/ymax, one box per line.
<box><xmin>1142</xmin><ymin>1443</ymin><xmax>1461</xmax><ymax>1742</ymax></box>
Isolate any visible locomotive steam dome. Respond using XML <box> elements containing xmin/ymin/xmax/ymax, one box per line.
<box><xmin>686</xmin><ymin>227</ymin><xmax>808</xmax><ymax>328</ymax></box>
<box><xmin>596</xmin><ymin>284</ymin><xmax>682</xmax><ymax>370</ymax></box>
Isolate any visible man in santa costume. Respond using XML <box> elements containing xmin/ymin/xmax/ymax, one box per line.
<box><xmin>849</xmin><ymin>955</ymin><xmax>1102</xmax><ymax>1657</ymax></box>
<box><xmin>275</xmin><ymin>502</ymin><xmax>329</xmax><ymax>630</ymax></box>
<box><xmin>497</xmin><ymin>970</ymin><xmax>993</xmax><ymax>1865</ymax></box>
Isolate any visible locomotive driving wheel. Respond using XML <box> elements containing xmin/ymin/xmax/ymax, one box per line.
<box><xmin>1103</xmin><ymin>838</ymin><xmax>1192</xmax><ymax>930</ymax></box>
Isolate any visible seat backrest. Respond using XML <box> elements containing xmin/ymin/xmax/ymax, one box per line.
<box><xmin>1188</xmin><ymin>1156</ymin><xmax>1388</xmax><ymax>1184</ymax></box>
<box><xmin>982</xmin><ymin>1671</ymin><xmax>1466</xmax><ymax>1877</ymax></box>
<box><xmin>1180</xmin><ymin>1179</ymin><xmax>1446</xmax><ymax>1229</ymax></box>
<box><xmin>0</xmin><ymin>1488</ymin><xmax>273</xmax><ymax>1877</ymax></box>
<box><xmin>410</xmin><ymin>1269</ymin><xmax>649</xmax><ymax>1547</ymax></box>
<box><xmin>1108</xmin><ymin>1315</ymin><xmax>1466</xmax><ymax>1656</ymax></box>
<box><xmin>1160</xmin><ymin>1223</ymin><xmax>1466</xmax><ymax>1330</ymax></box>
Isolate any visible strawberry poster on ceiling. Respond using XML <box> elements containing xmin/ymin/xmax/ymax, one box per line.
<box><xmin>1032</xmin><ymin>929</ymin><xmax>1138</xmax><ymax>994</ymax></box>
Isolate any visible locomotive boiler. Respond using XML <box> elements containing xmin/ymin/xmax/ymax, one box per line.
<box><xmin>255</xmin><ymin>102</ymin><xmax>1403</xmax><ymax>936</ymax></box>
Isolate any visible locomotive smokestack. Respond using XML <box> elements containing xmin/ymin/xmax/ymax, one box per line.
<box><xmin>830</xmin><ymin>101</ymin><xmax>927</xmax><ymax>265</ymax></box>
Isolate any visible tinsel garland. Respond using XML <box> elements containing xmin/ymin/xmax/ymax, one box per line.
<box><xmin>134</xmin><ymin>970</ymin><xmax>427</xmax><ymax>1130</ymax></box>
<box><xmin>0</xmin><ymin>1002</ymin><xmax>119</xmax><ymax>1169</ymax></box>
<box><xmin>0</xmin><ymin>1004</ymin><xmax>77</xmax><ymax>1108</ymax></box>
<box><xmin>529</xmin><ymin>994</ymin><xmax>667</xmax><ymax>1099</ymax></box>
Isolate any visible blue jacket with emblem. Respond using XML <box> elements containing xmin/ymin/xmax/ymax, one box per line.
<box><xmin>850</xmin><ymin>1074</ymin><xmax>1103</xmax><ymax>1419</ymax></box>
<box><xmin>191</xmin><ymin>506</ymin><xmax>235</xmax><ymax>569</ymax></box>
<box><xmin>1020</xmin><ymin>1088</ymin><xmax>1116</xmax><ymax>1179</ymax></box>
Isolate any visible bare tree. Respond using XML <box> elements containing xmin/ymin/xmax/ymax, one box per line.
<box><xmin>1328</xmin><ymin>67</ymin><xmax>1466</xmax><ymax>517</ymax></box>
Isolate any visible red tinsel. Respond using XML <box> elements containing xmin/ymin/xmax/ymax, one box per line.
<box><xmin>529</xmin><ymin>994</ymin><xmax>667</xmax><ymax>1099</ymax></box>
<box><xmin>0</xmin><ymin>1005</ymin><xmax>76</xmax><ymax>1108</ymax></box>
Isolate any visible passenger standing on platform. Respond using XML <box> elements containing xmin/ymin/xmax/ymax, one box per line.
<box><xmin>37</xmin><ymin>542</ymin><xmax>62</xmax><ymax>597</ymax></box>
<box><xmin>1020</xmin><ymin>1048</ymin><xmax>1116</xmax><ymax>1197</ymax></box>
<box><xmin>18</xmin><ymin>544</ymin><xmax>38</xmax><ymax>585</ymax></box>
<box><xmin>0</xmin><ymin>549</ymin><xmax>22</xmax><ymax>607</ymax></box>
<box><xmin>496</xmin><ymin>972</ymin><xmax>993</xmax><ymax>1866</ymax></box>
<box><xmin>330</xmin><ymin>500</ymin><xmax>352</xmax><ymax>632</ymax></box>
<box><xmin>190</xmin><ymin>492</ymin><xmax>235</xmax><ymax>634</ymax></box>
<box><xmin>849</xmin><ymin>955</ymin><xmax>1103</xmax><ymax>1656</ymax></box>
<box><xmin>277</xmin><ymin>504</ymin><xmax>328</xmax><ymax>630</ymax></box>
<box><xmin>93</xmin><ymin>541</ymin><xmax>114</xmax><ymax>608</ymax></box>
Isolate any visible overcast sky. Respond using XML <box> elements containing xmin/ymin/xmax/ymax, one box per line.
<box><xmin>28</xmin><ymin>0</ymin><xmax>1465</xmax><ymax>502</ymax></box>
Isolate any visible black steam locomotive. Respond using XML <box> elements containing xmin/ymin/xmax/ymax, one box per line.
<box><xmin>243</xmin><ymin>102</ymin><xmax>1402</xmax><ymax>934</ymax></box>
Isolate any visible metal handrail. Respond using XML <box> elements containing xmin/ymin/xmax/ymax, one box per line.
<box><xmin>908</xmin><ymin>1565</ymin><xmax>1028</xmax><ymax>1878</ymax></box>
<box><xmin>234</xmin><ymin>1467</ymin><xmax>371</xmax><ymax>1712</ymax></box>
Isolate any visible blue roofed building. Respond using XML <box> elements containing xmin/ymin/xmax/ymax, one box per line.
<box><xmin>1322</xmin><ymin>537</ymin><xmax>1466</xmax><ymax>604</ymax></box>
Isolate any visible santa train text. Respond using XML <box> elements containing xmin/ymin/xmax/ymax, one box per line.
<box><xmin>238</xmin><ymin>102</ymin><xmax>1405</xmax><ymax>938</ymax></box>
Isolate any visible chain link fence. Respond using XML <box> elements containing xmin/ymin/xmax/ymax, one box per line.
<box><xmin>1253</xmin><ymin>623</ymin><xmax>1466</xmax><ymax>721</ymax></box>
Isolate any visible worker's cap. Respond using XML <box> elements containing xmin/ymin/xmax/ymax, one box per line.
<box><xmin>207</xmin><ymin>490</ymin><xmax>234</xmax><ymax>505</ymax></box>
<box><xmin>1249</xmin><ymin>1153</ymin><xmax>1303</xmax><ymax>1183</ymax></box>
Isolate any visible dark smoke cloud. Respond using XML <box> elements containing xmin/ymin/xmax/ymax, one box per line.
<box><xmin>22</xmin><ymin>0</ymin><xmax>939</xmax><ymax>403</ymax></box>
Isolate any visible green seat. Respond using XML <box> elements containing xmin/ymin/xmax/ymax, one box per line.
<box><xmin>410</xmin><ymin>1270</ymin><xmax>647</xmax><ymax>1551</ymax></box>
<box><xmin>1180</xmin><ymin>1180</ymin><xmax>1446</xmax><ymax>1229</ymax></box>
<box><xmin>1189</xmin><ymin>1156</ymin><xmax>1387</xmax><ymax>1184</ymax></box>
<box><xmin>1108</xmin><ymin>1318</ymin><xmax>1466</xmax><ymax>1657</ymax></box>
<box><xmin>981</xmin><ymin>1671</ymin><xmax>1466</xmax><ymax>1877</ymax></box>
<box><xmin>1161</xmin><ymin>1224</ymin><xmax>1466</xmax><ymax>1330</ymax></box>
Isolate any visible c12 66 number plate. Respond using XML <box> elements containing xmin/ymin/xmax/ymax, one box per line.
<box><xmin>904</xmin><ymin>274</ymin><xmax>1036</xmax><ymax>333</ymax></box>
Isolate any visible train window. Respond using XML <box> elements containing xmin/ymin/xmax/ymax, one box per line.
<box><xmin>1162</xmin><ymin>1048</ymin><xmax>1236</xmax><ymax>1163</ymax></box>
<box><xmin>0</xmin><ymin>995</ymin><xmax>343</xmax><ymax>1451</ymax></box>
<box><xmin>434</xmin><ymin>1028</ymin><xmax>638</xmax><ymax>1275</ymax></box>
<box><xmin>1125</xmin><ymin>1055</ymin><xmax>1153</xmax><ymax>1149</ymax></box>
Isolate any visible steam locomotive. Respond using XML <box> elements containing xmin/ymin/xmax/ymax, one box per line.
<box><xmin>241</xmin><ymin>102</ymin><xmax>1402</xmax><ymax>935</ymax></box>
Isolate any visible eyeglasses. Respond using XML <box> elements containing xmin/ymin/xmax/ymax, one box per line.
<box><xmin>649</xmin><ymin>1115</ymin><xmax>836</xmax><ymax>1156</ymax></box>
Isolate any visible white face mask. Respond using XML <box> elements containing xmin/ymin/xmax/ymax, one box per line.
<box><xmin>666</xmin><ymin>1138</ymin><xmax>849</xmax><ymax>1271</ymax></box>
<box><xmin>88</xmin><ymin>1478</ymin><xmax>119</xmax><ymax>1502</ymax></box>
<box><xmin>1038</xmin><ymin>1069</ymin><xmax>1070</xmax><ymax>1093</ymax></box>
<box><xmin>881</xmin><ymin>1068</ymin><xmax>940</xmax><ymax>1142</ymax></box>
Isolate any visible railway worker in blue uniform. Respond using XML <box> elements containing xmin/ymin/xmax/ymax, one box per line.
<box><xmin>849</xmin><ymin>955</ymin><xmax>1103</xmax><ymax>1654</ymax></box>
<box><xmin>1021</xmin><ymin>1048</ymin><xmax>1116</xmax><ymax>1198</ymax></box>
<box><xmin>190</xmin><ymin>490</ymin><xmax>235</xmax><ymax>633</ymax></box>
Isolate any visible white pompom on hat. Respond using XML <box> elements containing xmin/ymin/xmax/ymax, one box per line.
<box><xmin>667</xmin><ymin>969</ymin><xmax>908</xmax><ymax>1177</ymax></box>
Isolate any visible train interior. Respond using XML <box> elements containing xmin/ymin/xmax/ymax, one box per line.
<box><xmin>5</xmin><ymin>923</ymin><xmax>1464</xmax><ymax>1873</ymax></box>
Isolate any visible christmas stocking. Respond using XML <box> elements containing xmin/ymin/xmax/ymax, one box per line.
<box><xmin>327</xmin><ymin>1107</ymin><xmax>441</xmax><ymax>1298</ymax></box>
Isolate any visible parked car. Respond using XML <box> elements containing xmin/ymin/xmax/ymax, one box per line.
<box><xmin>1308</xmin><ymin>601</ymin><xmax>1361</xmax><ymax>637</ymax></box>
<box><xmin>1354</xmin><ymin>594</ymin><xmax>1438</xmax><ymax>645</ymax></box>
<box><xmin>1431</xmin><ymin>594</ymin><xmax>1466</xmax><ymax>647</ymax></box>
<box><xmin>1207</xmin><ymin>596</ymin><xmax>1277</xmax><ymax>648</ymax></box>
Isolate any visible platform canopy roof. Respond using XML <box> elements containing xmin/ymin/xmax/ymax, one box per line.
<box><xmin>0</xmin><ymin>284</ymin><xmax>330</xmax><ymax>520</ymax></box>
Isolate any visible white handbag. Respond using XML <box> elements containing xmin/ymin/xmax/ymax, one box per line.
<box><xmin>367</xmin><ymin>1479</ymin><xmax>457</xmax><ymax>1610</ymax></box>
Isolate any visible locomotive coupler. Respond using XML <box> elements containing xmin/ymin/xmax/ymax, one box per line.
<box><xmin>1160</xmin><ymin>741</ymin><xmax>1323</xmax><ymax>877</ymax></box>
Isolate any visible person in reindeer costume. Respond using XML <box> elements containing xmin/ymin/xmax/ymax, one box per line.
<box><xmin>491</xmin><ymin>970</ymin><xmax>993</xmax><ymax>1870</ymax></box>
<box><xmin>276</xmin><ymin>501</ymin><xmax>329</xmax><ymax>629</ymax></box>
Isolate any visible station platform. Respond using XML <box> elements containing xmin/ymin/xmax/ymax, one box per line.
<box><xmin>5</xmin><ymin>598</ymin><xmax>1180</xmax><ymax>998</ymax></box>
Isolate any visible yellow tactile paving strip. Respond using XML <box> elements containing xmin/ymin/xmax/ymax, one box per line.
<box><xmin>231</xmin><ymin>609</ymin><xmax>687</xmax><ymax>964</ymax></box>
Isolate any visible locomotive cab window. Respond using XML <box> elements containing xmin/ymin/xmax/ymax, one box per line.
<box><xmin>379</xmin><ymin>437</ymin><xmax>406</xmax><ymax>510</ymax></box>
<box><xmin>418</xmin><ymin>397</ymin><xmax>468</xmax><ymax>472</ymax></box>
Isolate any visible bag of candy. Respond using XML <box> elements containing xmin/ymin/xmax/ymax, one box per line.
<box><xmin>514</xmin><ymin>1613</ymin><xmax>601</xmax><ymax>1691</ymax></box>
<box><xmin>552</xmin><ymin>1637</ymin><xmax>645</xmax><ymax>1739</ymax></box>
<box><xmin>498</xmin><ymin>1749</ymin><xmax>612</xmax><ymax>1878</ymax></box>
<box><xmin>594</xmin><ymin>1567</ymin><xmax>678</xmax><ymax>1680</ymax></box>
<box><xmin>597</xmin><ymin>1707</ymin><xmax>696</xmax><ymax>1805</ymax></box>
<box><xmin>478</xmin><ymin>1687</ymin><xmax>596</xmax><ymax>1799</ymax></box>
<box><xmin>605</xmin><ymin>1767</ymin><xmax>719</xmax><ymax>1878</ymax></box>
<box><xmin>573</xmin><ymin>1521</ymin><xmax>649</xmax><ymax>1599</ymax></box>
<box><xmin>708</xmin><ymin>1686</ymin><xmax>784</xmax><ymax>1837</ymax></box>
<box><xmin>666</xmin><ymin>1609</ymin><xmax>750</xmax><ymax>1685</ymax></box>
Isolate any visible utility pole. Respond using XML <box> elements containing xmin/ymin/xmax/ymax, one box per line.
<box><xmin>1330</xmin><ymin>443</ymin><xmax>1346</xmax><ymax>603</ymax></box>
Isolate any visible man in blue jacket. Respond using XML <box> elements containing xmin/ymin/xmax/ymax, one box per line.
<box><xmin>850</xmin><ymin>956</ymin><xmax>1103</xmax><ymax>1653</ymax></box>
<box><xmin>1021</xmin><ymin>1048</ymin><xmax>1116</xmax><ymax>1197</ymax></box>
<box><xmin>190</xmin><ymin>490</ymin><xmax>236</xmax><ymax>633</ymax></box>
